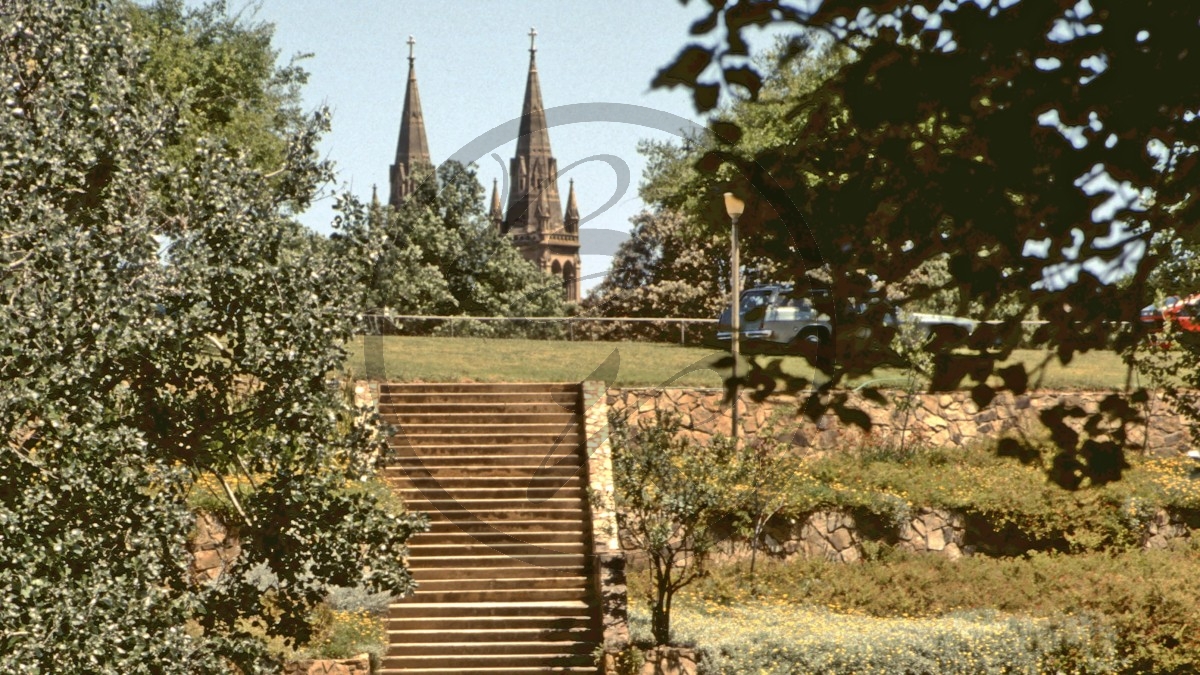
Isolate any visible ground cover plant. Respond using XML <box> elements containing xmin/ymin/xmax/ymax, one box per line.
<box><xmin>632</xmin><ymin>539</ymin><xmax>1200</xmax><ymax>675</ymax></box>
<box><xmin>628</xmin><ymin>601</ymin><xmax>1125</xmax><ymax>675</ymax></box>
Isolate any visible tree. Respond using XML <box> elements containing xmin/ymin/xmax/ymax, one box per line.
<box><xmin>581</xmin><ymin>209</ymin><xmax>731</xmax><ymax>340</ymax></box>
<box><xmin>0</xmin><ymin>1</ymin><xmax>423</xmax><ymax>672</ymax></box>
<box><xmin>126</xmin><ymin>0</ymin><xmax>310</xmax><ymax>183</ymax></box>
<box><xmin>331</xmin><ymin>161</ymin><xmax>565</xmax><ymax>332</ymax></box>
<box><xmin>653</xmin><ymin>1</ymin><xmax>1198</xmax><ymax>486</ymax></box>
<box><xmin>610</xmin><ymin>411</ymin><xmax>740</xmax><ymax>645</ymax></box>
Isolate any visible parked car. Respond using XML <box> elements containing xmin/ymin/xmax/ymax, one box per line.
<box><xmin>1142</xmin><ymin>294</ymin><xmax>1200</xmax><ymax>333</ymax></box>
<box><xmin>711</xmin><ymin>285</ymin><xmax>834</xmax><ymax>355</ymax></box>
<box><xmin>710</xmin><ymin>284</ymin><xmax>979</xmax><ymax>357</ymax></box>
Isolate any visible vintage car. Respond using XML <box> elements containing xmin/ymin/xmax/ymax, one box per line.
<box><xmin>711</xmin><ymin>284</ymin><xmax>979</xmax><ymax>356</ymax></box>
<box><xmin>712</xmin><ymin>285</ymin><xmax>834</xmax><ymax>355</ymax></box>
<box><xmin>1140</xmin><ymin>294</ymin><xmax>1200</xmax><ymax>335</ymax></box>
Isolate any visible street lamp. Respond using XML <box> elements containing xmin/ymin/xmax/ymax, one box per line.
<box><xmin>724</xmin><ymin>192</ymin><xmax>744</xmax><ymax>442</ymax></box>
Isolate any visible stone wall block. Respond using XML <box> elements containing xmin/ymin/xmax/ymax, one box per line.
<box><xmin>283</xmin><ymin>655</ymin><xmax>370</xmax><ymax>675</ymax></box>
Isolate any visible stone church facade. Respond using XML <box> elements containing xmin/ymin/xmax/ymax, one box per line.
<box><xmin>389</xmin><ymin>32</ymin><xmax>581</xmax><ymax>302</ymax></box>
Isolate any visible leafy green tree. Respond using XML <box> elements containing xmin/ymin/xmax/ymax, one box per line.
<box><xmin>610</xmin><ymin>411</ymin><xmax>740</xmax><ymax>645</ymax></box>
<box><xmin>332</xmin><ymin>161</ymin><xmax>564</xmax><ymax>331</ymax></box>
<box><xmin>581</xmin><ymin>209</ymin><xmax>730</xmax><ymax>340</ymax></box>
<box><xmin>126</xmin><ymin>0</ymin><xmax>310</xmax><ymax>183</ymax></box>
<box><xmin>654</xmin><ymin>1</ymin><xmax>1198</xmax><ymax>484</ymax></box>
<box><xmin>0</xmin><ymin>1</ymin><xmax>422</xmax><ymax>672</ymax></box>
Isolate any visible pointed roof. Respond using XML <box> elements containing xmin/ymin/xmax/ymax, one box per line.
<box><xmin>564</xmin><ymin>178</ymin><xmax>580</xmax><ymax>222</ymax></box>
<box><xmin>489</xmin><ymin>179</ymin><xmax>503</xmax><ymax>223</ymax></box>
<box><xmin>515</xmin><ymin>30</ymin><xmax>553</xmax><ymax>161</ymax></box>
<box><xmin>390</xmin><ymin>36</ymin><xmax>430</xmax><ymax>205</ymax></box>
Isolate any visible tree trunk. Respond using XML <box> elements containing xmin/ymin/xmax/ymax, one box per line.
<box><xmin>652</xmin><ymin>572</ymin><xmax>671</xmax><ymax>645</ymax></box>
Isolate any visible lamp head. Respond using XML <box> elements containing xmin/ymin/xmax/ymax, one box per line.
<box><xmin>723</xmin><ymin>192</ymin><xmax>745</xmax><ymax>218</ymax></box>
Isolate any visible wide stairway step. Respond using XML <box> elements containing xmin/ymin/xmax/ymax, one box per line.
<box><xmin>380</xmin><ymin>382</ymin><xmax>602</xmax><ymax>674</ymax></box>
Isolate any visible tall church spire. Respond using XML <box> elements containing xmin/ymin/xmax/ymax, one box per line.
<box><xmin>389</xmin><ymin>36</ymin><xmax>431</xmax><ymax>206</ymax></box>
<box><xmin>505</xmin><ymin>27</ymin><xmax>563</xmax><ymax>233</ymax></box>
<box><xmin>501</xmin><ymin>29</ymin><xmax>580</xmax><ymax>302</ymax></box>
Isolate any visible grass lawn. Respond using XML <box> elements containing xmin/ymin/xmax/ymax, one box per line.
<box><xmin>343</xmin><ymin>335</ymin><xmax>1145</xmax><ymax>389</ymax></box>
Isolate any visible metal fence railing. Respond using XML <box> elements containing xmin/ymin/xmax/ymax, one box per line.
<box><xmin>357</xmin><ymin>314</ymin><xmax>720</xmax><ymax>346</ymax></box>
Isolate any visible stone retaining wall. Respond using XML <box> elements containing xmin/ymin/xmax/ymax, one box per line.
<box><xmin>189</xmin><ymin>512</ymin><xmax>240</xmax><ymax>583</ymax></box>
<box><xmin>282</xmin><ymin>655</ymin><xmax>370</xmax><ymax>675</ymax></box>
<box><xmin>583</xmin><ymin>381</ymin><xmax>632</xmax><ymax>657</ymax></box>
<box><xmin>609</xmin><ymin>388</ymin><xmax>1195</xmax><ymax>456</ymax></box>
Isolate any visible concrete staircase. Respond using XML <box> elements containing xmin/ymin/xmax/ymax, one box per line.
<box><xmin>379</xmin><ymin>382</ymin><xmax>601</xmax><ymax>675</ymax></box>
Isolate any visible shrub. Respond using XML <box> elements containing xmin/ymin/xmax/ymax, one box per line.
<box><xmin>641</xmin><ymin>540</ymin><xmax>1200</xmax><ymax>674</ymax></box>
<box><xmin>305</xmin><ymin>607</ymin><xmax>386</xmax><ymax>661</ymax></box>
<box><xmin>639</xmin><ymin>603</ymin><xmax>1124</xmax><ymax>674</ymax></box>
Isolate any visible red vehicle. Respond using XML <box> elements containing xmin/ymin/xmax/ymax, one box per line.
<box><xmin>1141</xmin><ymin>294</ymin><xmax>1200</xmax><ymax>334</ymax></box>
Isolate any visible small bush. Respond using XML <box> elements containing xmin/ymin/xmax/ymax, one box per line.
<box><xmin>305</xmin><ymin>607</ymin><xmax>386</xmax><ymax>661</ymax></box>
<box><xmin>638</xmin><ymin>539</ymin><xmax>1200</xmax><ymax>674</ymax></box>
<box><xmin>644</xmin><ymin>602</ymin><xmax>1124</xmax><ymax>674</ymax></box>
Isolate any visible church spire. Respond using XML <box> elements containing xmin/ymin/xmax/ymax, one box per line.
<box><xmin>389</xmin><ymin>36</ymin><xmax>431</xmax><ymax>206</ymax></box>
<box><xmin>564</xmin><ymin>178</ymin><xmax>580</xmax><ymax>233</ymax></box>
<box><xmin>501</xmin><ymin>29</ymin><xmax>579</xmax><ymax>303</ymax></box>
<box><xmin>490</xmin><ymin>179</ymin><xmax>504</xmax><ymax>232</ymax></box>
<box><xmin>505</xmin><ymin>27</ymin><xmax>562</xmax><ymax>233</ymax></box>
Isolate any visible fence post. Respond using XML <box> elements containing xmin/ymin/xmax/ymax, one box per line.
<box><xmin>569</xmin><ymin>319</ymin><xmax>574</xmax><ymax>342</ymax></box>
<box><xmin>680</xmin><ymin>321</ymin><xmax>686</xmax><ymax>346</ymax></box>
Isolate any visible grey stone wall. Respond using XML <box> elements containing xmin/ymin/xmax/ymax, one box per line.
<box><xmin>608</xmin><ymin>388</ymin><xmax>1196</xmax><ymax>456</ymax></box>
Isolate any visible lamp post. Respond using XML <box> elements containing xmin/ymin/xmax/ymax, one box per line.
<box><xmin>724</xmin><ymin>192</ymin><xmax>744</xmax><ymax>442</ymax></box>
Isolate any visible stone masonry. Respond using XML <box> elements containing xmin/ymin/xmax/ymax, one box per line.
<box><xmin>583</xmin><ymin>380</ymin><xmax>632</xmax><ymax>656</ymax></box>
<box><xmin>608</xmin><ymin>388</ymin><xmax>1196</xmax><ymax>456</ymax></box>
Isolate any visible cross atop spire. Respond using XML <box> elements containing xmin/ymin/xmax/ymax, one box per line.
<box><xmin>407</xmin><ymin>35</ymin><xmax>415</xmax><ymax>65</ymax></box>
<box><xmin>528</xmin><ymin>27</ymin><xmax>537</xmax><ymax>54</ymax></box>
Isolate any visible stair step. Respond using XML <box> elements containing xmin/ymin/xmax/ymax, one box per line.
<box><xmin>413</xmin><ymin>587</ymin><xmax>589</xmax><ymax>603</ymax></box>
<box><xmin>381</xmin><ymin>653</ymin><xmax>596</xmax><ymax>670</ymax></box>
<box><xmin>415</xmin><ymin>576</ymin><xmax>587</xmax><ymax>592</ymax></box>
<box><xmin>391</xmin><ymin>470</ymin><xmax>583</xmax><ymax>485</ymax></box>
<box><xmin>379</xmin><ymin>382</ymin><xmax>581</xmax><ymax>394</ymax></box>
<box><xmin>394</xmin><ymin>434</ymin><xmax>583</xmax><ymax>448</ymax></box>
<box><xmin>415</xmin><ymin>529</ymin><xmax>585</xmax><ymax>545</ymax></box>
<box><xmin>388</xmin><ymin>615</ymin><xmax>592</xmax><ymax>630</ymax></box>
<box><xmin>380</xmin><ymin>402</ymin><xmax>575</xmax><ymax>415</ymax></box>
<box><xmin>389</xmin><ymin>600</ymin><xmax>590</xmax><ymax>618</ymax></box>
<box><xmin>409</xmin><ymin>510</ymin><xmax>589</xmax><ymax>524</ymax></box>
<box><xmin>391</xmin><ymin>422</ymin><xmax>580</xmax><ymax>435</ymax></box>
<box><xmin>400</xmin><ymin>492</ymin><xmax>586</xmax><ymax>507</ymax></box>
<box><xmin>389</xmin><ymin>640</ymin><xmax>596</xmax><ymax>657</ymax></box>
<box><xmin>424</xmin><ymin>519</ymin><xmax>585</xmax><ymax>534</ymax></box>
<box><xmin>408</xmin><ymin>550</ymin><xmax>585</xmax><ymax>564</ymax></box>
<box><xmin>390</xmin><ymin>440</ymin><xmax>582</xmax><ymax>454</ymax></box>
<box><xmin>378</xmin><ymin>392</ymin><xmax>579</xmax><ymax>407</ymax></box>
<box><xmin>396</xmin><ymin>487</ymin><xmax>585</xmax><ymax>503</ymax></box>
<box><xmin>389</xmin><ymin>454</ymin><xmax>584</xmax><ymax>469</ymax></box>
<box><xmin>385</xmin><ymin>412</ymin><xmax>578</xmax><ymax>425</ymax></box>
<box><xmin>387</xmin><ymin>627</ymin><xmax>598</xmax><ymax>645</ymax></box>
<box><xmin>379</xmin><ymin>662</ymin><xmax>595</xmax><ymax>667</ymax></box>
<box><xmin>410</xmin><ymin>541</ymin><xmax>587</xmax><ymax>557</ymax></box>
<box><xmin>411</xmin><ymin>564</ymin><xmax>587</xmax><ymax>581</ymax></box>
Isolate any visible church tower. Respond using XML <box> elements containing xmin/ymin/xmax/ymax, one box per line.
<box><xmin>503</xmin><ymin>28</ymin><xmax>581</xmax><ymax>302</ymax></box>
<box><xmin>389</xmin><ymin>36</ymin><xmax>431</xmax><ymax>206</ymax></box>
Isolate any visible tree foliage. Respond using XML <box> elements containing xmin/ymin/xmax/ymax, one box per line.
<box><xmin>126</xmin><ymin>0</ymin><xmax>310</xmax><ymax>185</ymax></box>
<box><xmin>331</xmin><ymin>161</ymin><xmax>565</xmax><ymax>329</ymax></box>
<box><xmin>0</xmin><ymin>1</ymin><xmax>423</xmax><ymax>671</ymax></box>
<box><xmin>654</xmin><ymin>0</ymin><xmax>1199</xmax><ymax>486</ymax></box>
<box><xmin>610</xmin><ymin>411</ymin><xmax>741</xmax><ymax>645</ymax></box>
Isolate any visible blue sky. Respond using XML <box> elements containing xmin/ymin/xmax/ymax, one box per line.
<box><xmin>203</xmin><ymin>0</ymin><xmax>750</xmax><ymax>292</ymax></box>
